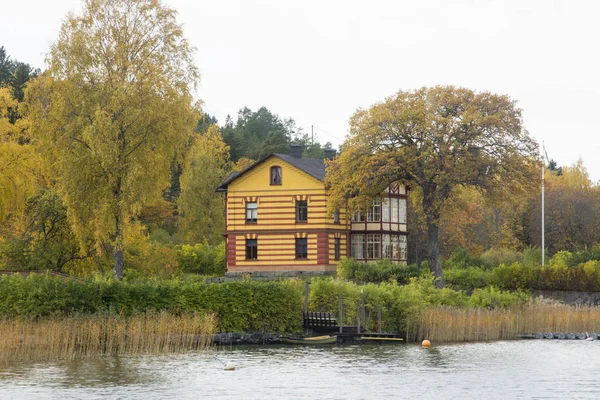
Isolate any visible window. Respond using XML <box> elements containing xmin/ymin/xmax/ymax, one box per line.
<box><xmin>399</xmin><ymin>198</ymin><xmax>407</xmax><ymax>224</ymax></box>
<box><xmin>382</xmin><ymin>234</ymin><xmax>392</xmax><ymax>259</ymax></box>
<box><xmin>367</xmin><ymin>199</ymin><xmax>381</xmax><ymax>222</ymax></box>
<box><xmin>352</xmin><ymin>211</ymin><xmax>365</xmax><ymax>222</ymax></box>
<box><xmin>246</xmin><ymin>239</ymin><xmax>257</xmax><ymax>260</ymax></box>
<box><xmin>382</xmin><ymin>198</ymin><xmax>390</xmax><ymax>222</ymax></box>
<box><xmin>334</xmin><ymin>238</ymin><xmax>341</xmax><ymax>260</ymax></box>
<box><xmin>270</xmin><ymin>166</ymin><xmax>282</xmax><ymax>185</ymax></box>
<box><xmin>351</xmin><ymin>234</ymin><xmax>364</xmax><ymax>259</ymax></box>
<box><xmin>296</xmin><ymin>200</ymin><xmax>308</xmax><ymax>222</ymax></box>
<box><xmin>333</xmin><ymin>209</ymin><xmax>340</xmax><ymax>224</ymax></box>
<box><xmin>246</xmin><ymin>202</ymin><xmax>257</xmax><ymax>223</ymax></box>
<box><xmin>391</xmin><ymin>198</ymin><xmax>399</xmax><ymax>223</ymax></box>
<box><xmin>391</xmin><ymin>235</ymin><xmax>400</xmax><ymax>260</ymax></box>
<box><xmin>399</xmin><ymin>235</ymin><xmax>407</xmax><ymax>260</ymax></box>
<box><xmin>367</xmin><ymin>234</ymin><xmax>381</xmax><ymax>259</ymax></box>
<box><xmin>296</xmin><ymin>238</ymin><xmax>308</xmax><ymax>259</ymax></box>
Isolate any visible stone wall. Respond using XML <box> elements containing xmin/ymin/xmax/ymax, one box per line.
<box><xmin>533</xmin><ymin>290</ymin><xmax>600</xmax><ymax>305</ymax></box>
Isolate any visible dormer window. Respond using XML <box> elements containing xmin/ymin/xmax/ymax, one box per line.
<box><xmin>270</xmin><ymin>166</ymin><xmax>282</xmax><ymax>185</ymax></box>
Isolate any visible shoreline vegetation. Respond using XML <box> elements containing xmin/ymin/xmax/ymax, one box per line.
<box><xmin>3</xmin><ymin>269</ymin><xmax>600</xmax><ymax>361</ymax></box>
<box><xmin>416</xmin><ymin>303</ymin><xmax>600</xmax><ymax>342</ymax></box>
<box><xmin>0</xmin><ymin>313</ymin><xmax>216</xmax><ymax>362</ymax></box>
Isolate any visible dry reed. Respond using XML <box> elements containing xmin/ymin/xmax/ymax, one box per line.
<box><xmin>416</xmin><ymin>301</ymin><xmax>600</xmax><ymax>342</ymax></box>
<box><xmin>0</xmin><ymin>312</ymin><xmax>216</xmax><ymax>362</ymax></box>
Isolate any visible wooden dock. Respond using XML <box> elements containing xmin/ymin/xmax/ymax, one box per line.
<box><xmin>303</xmin><ymin>311</ymin><xmax>404</xmax><ymax>344</ymax></box>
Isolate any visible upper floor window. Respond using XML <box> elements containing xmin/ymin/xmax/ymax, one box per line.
<box><xmin>367</xmin><ymin>199</ymin><xmax>381</xmax><ymax>222</ymax></box>
<box><xmin>399</xmin><ymin>198</ymin><xmax>407</xmax><ymax>223</ymax></box>
<box><xmin>352</xmin><ymin>199</ymin><xmax>382</xmax><ymax>222</ymax></box>
<box><xmin>333</xmin><ymin>209</ymin><xmax>340</xmax><ymax>224</ymax></box>
<box><xmin>296</xmin><ymin>200</ymin><xmax>308</xmax><ymax>222</ymax></box>
<box><xmin>296</xmin><ymin>238</ymin><xmax>308</xmax><ymax>259</ymax></box>
<box><xmin>352</xmin><ymin>211</ymin><xmax>365</xmax><ymax>222</ymax></box>
<box><xmin>246</xmin><ymin>202</ymin><xmax>258</xmax><ymax>223</ymax></box>
<box><xmin>270</xmin><ymin>166</ymin><xmax>282</xmax><ymax>185</ymax></box>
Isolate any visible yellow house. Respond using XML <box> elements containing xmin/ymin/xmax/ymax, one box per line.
<box><xmin>217</xmin><ymin>144</ymin><xmax>408</xmax><ymax>276</ymax></box>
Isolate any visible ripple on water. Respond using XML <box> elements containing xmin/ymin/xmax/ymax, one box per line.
<box><xmin>1</xmin><ymin>341</ymin><xmax>600</xmax><ymax>399</ymax></box>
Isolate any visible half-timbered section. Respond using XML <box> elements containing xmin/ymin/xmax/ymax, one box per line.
<box><xmin>217</xmin><ymin>145</ymin><xmax>348</xmax><ymax>274</ymax></box>
<box><xmin>349</xmin><ymin>184</ymin><xmax>409</xmax><ymax>263</ymax></box>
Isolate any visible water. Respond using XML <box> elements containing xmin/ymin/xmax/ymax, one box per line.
<box><xmin>1</xmin><ymin>341</ymin><xmax>600</xmax><ymax>399</ymax></box>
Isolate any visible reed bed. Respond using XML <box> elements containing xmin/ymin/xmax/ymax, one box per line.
<box><xmin>416</xmin><ymin>302</ymin><xmax>600</xmax><ymax>342</ymax></box>
<box><xmin>0</xmin><ymin>312</ymin><xmax>216</xmax><ymax>362</ymax></box>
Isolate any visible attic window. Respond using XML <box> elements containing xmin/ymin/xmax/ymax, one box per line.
<box><xmin>270</xmin><ymin>166</ymin><xmax>282</xmax><ymax>185</ymax></box>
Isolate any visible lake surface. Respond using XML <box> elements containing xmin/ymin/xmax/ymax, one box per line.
<box><xmin>1</xmin><ymin>340</ymin><xmax>600</xmax><ymax>399</ymax></box>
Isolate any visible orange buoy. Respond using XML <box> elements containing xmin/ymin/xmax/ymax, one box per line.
<box><xmin>421</xmin><ymin>339</ymin><xmax>431</xmax><ymax>348</ymax></box>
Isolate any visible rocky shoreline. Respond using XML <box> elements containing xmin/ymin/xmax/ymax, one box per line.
<box><xmin>212</xmin><ymin>332</ymin><xmax>283</xmax><ymax>345</ymax></box>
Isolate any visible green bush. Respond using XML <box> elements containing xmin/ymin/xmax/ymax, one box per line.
<box><xmin>336</xmin><ymin>258</ymin><xmax>421</xmax><ymax>284</ymax></box>
<box><xmin>446</xmin><ymin>247</ymin><xmax>473</xmax><ymax>269</ymax></box>
<box><xmin>568</xmin><ymin>246</ymin><xmax>600</xmax><ymax>266</ymax></box>
<box><xmin>469</xmin><ymin>286</ymin><xmax>529</xmax><ymax>309</ymax></box>
<box><xmin>176</xmin><ymin>242</ymin><xmax>225</xmax><ymax>275</ymax></box>
<box><xmin>491</xmin><ymin>262</ymin><xmax>535</xmax><ymax>290</ymax></box>
<box><xmin>479</xmin><ymin>248</ymin><xmax>522</xmax><ymax>269</ymax></box>
<box><xmin>0</xmin><ymin>273</ymin><xmax>303</xmax><ymax>332</ymax></box>
<box><xmin>522</xmin><ymin>246</ymin><xmax>544</xmax><ymax>268</ymax></box>
<box><xmin>445</xmin><ymin>267</ymin><xmax>492</xmax><ymax>291</ymax></box>
<box><xmin>549</xmin><ymin>251</ymin><xmax>573</xmax><ymax>268</ymax></box>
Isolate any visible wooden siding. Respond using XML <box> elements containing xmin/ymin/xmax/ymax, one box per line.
<box><xmin>224</xmin><ymin>156</ymin><xmax>347</xmax><ymax>273</ymax></box>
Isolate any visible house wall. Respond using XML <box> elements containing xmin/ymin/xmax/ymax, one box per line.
<box><xmin>225</xmin><ymin>157</ymin><xmax>347</xmax><ymax>273</ymax></box>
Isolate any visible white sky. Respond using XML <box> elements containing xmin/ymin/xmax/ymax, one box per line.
<box><xmin>2</xmin><ymin>0</ymin><xmax>599</xmax><ymax>180</ymax></box>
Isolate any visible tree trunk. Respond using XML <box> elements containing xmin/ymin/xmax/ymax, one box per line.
<box><xmin>113</xmin><ymin>214</ymin><xmax>124</xmax><ymax>279</ymax></box>
<box><xmin>426</xmin><ymin>221</ymin><xmax>445</xmax><ymax>288</ymax></box>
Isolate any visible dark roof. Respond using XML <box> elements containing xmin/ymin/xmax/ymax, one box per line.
<box><xmin>216</xmin><ymin>154</ymin><xmax>326</xmax><ymax>192</ymax></box>
<box><xmin>273</xmin><ymin>154</ymin><xmax>326</xmax><ymax>181</ymax></box>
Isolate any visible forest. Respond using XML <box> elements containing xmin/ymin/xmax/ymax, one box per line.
<box><xmin>1</xmin><ymin>0</ymin><xmax>600</xmax><ymax>282</ymax></box>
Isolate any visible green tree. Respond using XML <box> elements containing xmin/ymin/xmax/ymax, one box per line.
<box><xmin>222</xmin><ymin>107</ymin><xmax>292</xmax><ymax>161</ymax></box>
<box><xmin>326</xmin><ymin>86</ymin><xmax>539</xmax><ymax>288</ymax></box>
<box><xmin>27</xmin><ymin>0</ymin><xmax>199</xmax><ymax>279</ymax></box>
<box><xmin>0</xmin><ymin>47</ymin><xmax>13</xmax><ymax>86</ymax></box>
<box><xmin>178</xmin><ymin>125</ymin><xmax>230</xmax><ymax>245</ymax></box>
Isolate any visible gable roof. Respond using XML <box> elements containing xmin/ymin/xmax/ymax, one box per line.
<box><xmin>216</xmin><ymin>154</ymin><xmax>326</xmax><ymax>192</ymax></box>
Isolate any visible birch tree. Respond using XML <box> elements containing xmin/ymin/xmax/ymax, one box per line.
<box><xmin>178</xmin><ymin>125</ymin><xmax>230</xmax><ymax>245</ymax></box>
<box><xmin>28</xmin><ymin>0</ymin><xmax>199</xmax><ymax>278</ymax></box>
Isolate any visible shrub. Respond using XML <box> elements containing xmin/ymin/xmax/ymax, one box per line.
<box><xmin>479</xmin><ymin>247</ymin><xmax>522</xmax><ymax>269</ymax></box>
<box><xmin>336</xmin><ymin>258</ymin><xmax>421</xmax><ymax>284</ymax></box>
<box><xmin>549</xmin><ymin>251</ymin><xmax>573</xmax><ymax>268</ymax></box>
<box><xmin>445</xmin><ymin>267</ymin><xmax>492</xmax><ymax>291</ymax></box>
<box><xmin>469</xmin><ymin>286</ymin><xmax>529</xmax><ymax>309</ymax></box>
<box><xmin>491</xmin><ymin>262</ymin><xmax>535</xmax><ymax>290</ymax></box>
<box><xmin>176</xmin><ymin>242</ymin><xmax>225</xmax><ymax>275</ymax></box>
<box><xmin>522</xmin><ymin>246</ymin><xmax>543</xmax><ymax>268</ymax></box>
<box><xmin>446</xmin><ymin>247</ymin><xmax>471</xmax><ymax>269</ymax></box>
<box><xmin>568</xmin><ymin>246</ymin><xmax>600</xmax><ymax>266</ymax></box>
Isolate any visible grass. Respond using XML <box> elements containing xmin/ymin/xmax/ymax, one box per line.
<box><xmin>416</xmin><ymin>301</ymin><xmax>600</xmax><ymax>342</ymax></box>
<box><xmin>0</xmin><ymin>312</ymin><xmax>216</xmax><ymax>362</ymax></box>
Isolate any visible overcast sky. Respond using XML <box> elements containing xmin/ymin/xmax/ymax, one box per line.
<box><xmin>2</xmin><ymin>0</ymin><xmax>599</xmax><ymax>180</ymax></box>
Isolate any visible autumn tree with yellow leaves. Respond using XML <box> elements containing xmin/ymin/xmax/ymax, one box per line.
<box><xmin>27</xmin><ymin>0</ymin><xmax>200</xmax><ymax>278</ymax></box>
<box><xmin>326</xmin><ymin>86</ymin><xmax>539</xmax><ymax>288</ymax></box>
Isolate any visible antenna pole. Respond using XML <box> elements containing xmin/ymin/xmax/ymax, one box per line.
<box><xmin>542</xmin><ymin>142</ymin><xmax>545</xmax><ymax>266</ymax></box>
